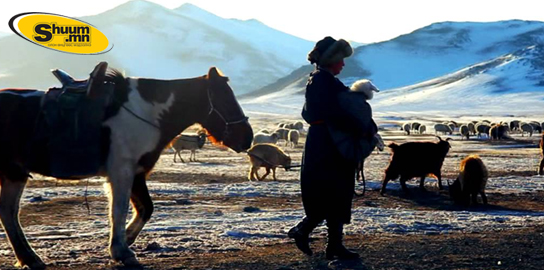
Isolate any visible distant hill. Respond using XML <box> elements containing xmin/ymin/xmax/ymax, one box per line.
<box><xmin>0</xmin><ymin>0</ymin><xmax>314</xmax><ymax>95</ymax></box>
<box><xmin>242</xmin><ymin>21</ymin><xmax>544</xmax><ymax>117</ymax></box>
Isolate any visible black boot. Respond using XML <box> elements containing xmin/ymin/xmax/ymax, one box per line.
<box><xmin>326</xmin><ymin>223</ymin><xmax>360</xmax><ymax>260</ymax></box>
<box><xmin>288</xmin><ymin>217</ymin><xmax>318</xmax><ymax>256</ymax></box>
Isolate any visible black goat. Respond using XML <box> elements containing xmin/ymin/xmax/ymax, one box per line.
<box><xmin>380</xmin><ymin>136</ymin><xmax>451</xmax><ymax>194</ymax></box>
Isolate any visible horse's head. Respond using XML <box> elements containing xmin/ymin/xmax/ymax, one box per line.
<box><xmin>201</xmin><ymin>67</ymin><xmax>253</xmax><ymax>153</ymax></box>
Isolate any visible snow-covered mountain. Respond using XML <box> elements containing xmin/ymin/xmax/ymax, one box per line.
<box><xmin>242</xmin><ymin>46</ymin><xmax>544</xmax><ymax>117</ymax></box>
<box><xmin>347</xmin><ymin>20</ymin><xmax>544</xmax><ymax>89</ymax></box>
<box><xmin>0</xmin><ymin>0</ymin><xmax>314</xmax><ymax>95</ymax></box>
<box><xmin>242</xmin><ymin>20</ymin><xmax>544</xmax><ymax>117</ymax></box>
<box><xmin>372</xmin><ymin>45</ymin><xmax>544</xmax><ymax>116</ymax></box>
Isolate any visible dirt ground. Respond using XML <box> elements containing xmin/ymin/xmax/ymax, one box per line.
<box><xmin>1</xmin><ymin>117</ymin><xmax>544</xmax><ymax>270</ymax></box>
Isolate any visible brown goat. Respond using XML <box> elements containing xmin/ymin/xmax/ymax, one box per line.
<box><xmin>539</xmin><ymin>133</ymin><xmax>544</xmax><ymax>175</ymax></box>
<box><xmin>449</xmin><ymin>155</ymin><xmax>488</xmax><ymax>205</ymax></box>
<box><xmin>380</xmin><ymin>136</ymin><xmax>451</xmax><ymax>194</ymax></box>
<box><xmin>247</xmin><ymin>144</ymin><xmax>291</xmax><ymax>181</ymax></box>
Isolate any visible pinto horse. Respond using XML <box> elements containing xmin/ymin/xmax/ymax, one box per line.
<box><xmin>0</xmin><ymin>65</ymin><xmax>253</xmax><ymax>268</ymax></box>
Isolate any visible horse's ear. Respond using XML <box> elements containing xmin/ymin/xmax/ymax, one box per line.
<box><xmin>208</xmin><ymin>67</ymin><xmax>221</xmax><ymax>78</ymax></box>
<box><xmin>208</xmin><ymin>67</ymin><xmax>228</xmax><ymax>81</ymax></box>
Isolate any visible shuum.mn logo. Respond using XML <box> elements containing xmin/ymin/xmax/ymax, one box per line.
<box><xmin>9</xmin><ymin>12</ymin><xmax>113</xmax><ymax>55</ymax></box>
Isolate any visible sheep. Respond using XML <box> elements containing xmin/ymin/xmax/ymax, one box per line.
<box><xmin>539</xmin><ymin>133</ymin><xmax>544</xmax><ymax>176</ymax></box>
<box><xmin>520</xmin><ymin>122</ymin><xmax>534</xmax><ymax>137</ymax></box>
<box><xmin>287</xmin><ymin>129</ymin><xmax>300</xmax><ymax>148</ymax></box>
<box><xmin>380</xmin><ymin>136</ymin><xmax>452</xmax><ymax>195</ymax></box>
<box><xmin>284</xmin><ymin>123</ymin><xmax>296</xmax><ymax>129</ymax></box>
<box><xmin>489</xmin><ymin>123</ymin><xmax>509</xmax><ymax>140</ymax></box>
<box><xmin>278</xmin><ymin>123</ymin><xmax>286</xmax><ymax>128</ymax></box>
<box><xmin>411</xmin><ymin>122</ymin><xmax>421</xmax><ymax>134</ymax></box>
<box><xmin>293</xmin><ymin>121</ymin><xmax>304</xmax><ymax>131</ymax></box>
<box><xmin>475</xmin><ymin>122</ymin><xmax>491</xmax><ymax>138</ymax></box>
<box><xmin>449</xmin><ymin>155</ymin><xmax>488</xmax><ymax>206</ymax></box>
<box><xmin>467</xmin><ymin>122</ymin><xmax>476</xmax><ymax>135</ymax></box>
<box><xmin>274</xmin><ymin>128</ymin><xmax>290</xmax><ymax>143</ymax></box>
<box><xmin>442</xmin><ymin>121</ymin><xmax>456</xmax><ymax>132</ymax></box>
<box><xmin>253</xmin><ymin>132</ymin><xmax>279</xmax><ymax>145</ymax></box>
<box><xmin>247</xmin><ymin>144</ymin><xmax>291</xmax><ymax>181</ymax></box>
<box><xmin>459</xmin><ymin>125</ymin><xmax>470</xmax><ymax>140</ymax></box>
<box><xmin>258</xmin><ymin>129</ymin><xmax>270</xmax><ymax>134</ymax></box>
<box><xmin>434</xmin><ymin>123</ymin><xmax>452</xmax><ymax>135</ymax></box>
<box><xmin>403</xmin><ymin>123</ymin><xmax>411</xmax><ymax>135</ymax></box>
<box><xmin>509</xmin><ymin>120</ymin><xmax>521</xmax><ymax>132</ymax></box>
<box><xmin>529</xmin><ymin>121</ymin><xmax>542</xmax><ymax>133</ymax></box>
<box><xmin>171</xmin><ymin>132</ymin><xmax>207</xmax><ymax>162</ymax></box>
<box><xmin>418</xmin><ymin>125</ymin><xmax>426</xmax><ymax>134</ymax></box>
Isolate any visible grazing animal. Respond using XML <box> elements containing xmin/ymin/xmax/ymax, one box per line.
<box><xmin>274</xmin><ymin>128</ymin><xmax>290</xmax><ymax>143</ymax></box>
<box><xmin>509</xmin><ymin>120</ymin><xmax>521</xmax><ymax>132</ymax></box>
<box><xmin>381</xmin><ymin>136</ymin><xmax>451</xmax><ymax>194</ymax></box>
<box><xmin>489</xmin><ymin>123</ymin><xmax>509</xmax><ymax>140</ymax></box>
<box><xmin>258</xmin><ymin>129</ymin><xmax>270</xmax><ymax>134</ymax></box>
<box><xmin>253</xmin><ymin>132</ymin><xmax>279</xmax><ymax>145</ymax></box>
<box><xmin>171</xmin><ymin>132</ymin><xmax>207</xmax><ymax>162</ymax></box>
<box><xmin>459</xmin><ymin>125</ymin><xmax>470</xmax><ymax>140</ymax></box>
<box><xmin>0</xmin><ymin>64</ymin><xmax>253</xmax><ymax>268</ymax></box>
<box><xmin>539</xmin><ymin>133</ymin><xmax>544</xmax><ymax>175</ymax></box>
<box><xmin>529</xmin><ymin>121</ymin><xmax>542</xmax><ymax>133</ymax></box>
<box><xmin>293</xmin><ymin>121</ymin><xmax>304</xmax><ymax>131</ymax></box>
<box><xmin>475</xmin><ymin>123</ymin><xmax>491</xmax><ymax>138</ymax></box>
<box><xmin>411</xmin><ymin>122</ymin><xmax>421</xmax><ymax>133</ymax></box>
<box><xmin>434</xmin><ymin>123</ymin><xmax>452</xmax><ymax>135</ymax></box>
<box><xmin>403</xmin><ymin>123</ymin><xmax>411</xmax><ymax>135</ymax></box>
<box><xmin>467</xmin><ymin>122</ymin><xmax>476</xmax><ymax>135</ymax></box>
<box><xmin>287</xmin><ymin>129</ymin><xmax>300</xmax><ymax>148</ymax></box>
<box><xmin>520</xmin><ymin>122</ymin><xmax>534</xmax><ymax>137</ymax></box>
<box><xmin>247</xmin><ymin>144</ymin><xmax>291</xmax><ymax>181</ymax></box>
<box><xmin>449</xmin><ymin>155</ymin><xmax>488</xmax><ymax>206</ymax></box>
<box><xmin>418</xmin><ymin>125</ymin><xmax>426</xmax><ymax>134</ymax></box>
<box><xmin>444</xmin><ymin>122</ymin><xmax>456</xmax><ymax>132</ymax></box>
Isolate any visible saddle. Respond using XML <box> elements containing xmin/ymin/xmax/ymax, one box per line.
<box><xmin>31</xmin><ymin>62</ymin><xmax>113</xmax><ymax>178</ymax></box>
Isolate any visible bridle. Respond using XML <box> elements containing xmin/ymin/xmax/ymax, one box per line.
<box><xmin>204</xmin><ymin>80</ymin><xmax>249</xmax><ymax>142</ymax></box>
<box><xmin>117</xmin><ymin>79</ymin><xmax>249</xmax><ymax>140</ymax></box>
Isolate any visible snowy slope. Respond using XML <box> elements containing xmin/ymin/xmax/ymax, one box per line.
<box><xmin>372</xmin><ymin>45</ymin><xmax>544</xmax><ymax>115</ymax></box>
<box><xmin>252</xmin><ymin>20</ymin><xmax>544</xmax><ymax>94</ymax></box>
<box><xmin>242</xmin><ymin>45</ymin><xmax>544</xmax><ymax>117</ymax></box>
<box><xmin>0</xmin><ymin>0</ymin><xmax>313</xmax><ymax>95</ymax></box>
<box><xmin>346</xmin><ymin>20</ymin><xmax>544</xmax><ymax>89</ymax></box>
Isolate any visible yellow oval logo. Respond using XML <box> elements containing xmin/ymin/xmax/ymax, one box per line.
<box><xmin>9</xmin><ymin>12</ymin><xmax>113</xmax><ymax>55</ymax></box>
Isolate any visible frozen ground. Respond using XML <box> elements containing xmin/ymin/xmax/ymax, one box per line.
<box><xmin>1</xmin><ymin>117</ymin><xmax>544</xmax><ymax>269</ymax></box>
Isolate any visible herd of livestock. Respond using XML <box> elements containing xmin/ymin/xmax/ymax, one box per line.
<box><xmin>167</xmin><ymin>119</ymin><xmax>544</xmax><ymax>206</ymax></box>
<box><xmin>403</xmin><ymin>120</ymin><xmax>543</xmax><ymax>139</ymax></box>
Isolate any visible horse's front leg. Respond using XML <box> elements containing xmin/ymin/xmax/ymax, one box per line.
<box><xmin>0</xmin><ymin>174</ymin><xmax>46</xmax><ymax>269</ymax></box>
<box><xmin>126</xmin><ymin>172</ymin><xmax>153</xmax><ymax>246</ymax></box>
<box><xmin>106</xmin><ymin>164</ymin><xmax>139</xmax><ymax>266</ymax></box>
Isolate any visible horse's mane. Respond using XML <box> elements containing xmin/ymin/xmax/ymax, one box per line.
<box><xmin>104</xmin><ymin>68</ymin><xmax>126</xmax><ymax>86</ymax></box>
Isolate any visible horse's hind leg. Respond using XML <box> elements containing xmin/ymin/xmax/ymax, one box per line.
<box><xmin>0</xmin><ymin>175</ymin><xmax>45</xmax><ymax>269</ymax></box>
<box><xmin>106</xmin><ymin>166</ymin><xmax>139</xmax><ymax>266</ymax></box>
<box><xmin>126</xmin><ymin>172</ymin><xmax>153</xmax><ymax>246</ymax></box>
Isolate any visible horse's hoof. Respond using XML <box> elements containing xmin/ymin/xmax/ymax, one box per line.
<box><xmin>122</xmin><ymin>256</ymin><xmax>141</xmax><ymax>267</ymax></box>
<box><xmin>16</xmin><ymin>258</ymin><xmax>46</xmax><ymax>270</ymax></box>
